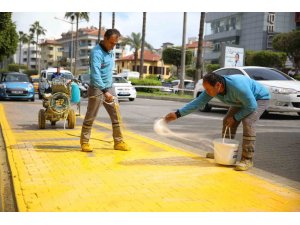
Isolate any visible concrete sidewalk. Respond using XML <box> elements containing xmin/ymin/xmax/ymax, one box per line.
<box><xmin>0</xmin><ymin>104</ymin><xmax>300</xmax><ymax>212</ymax></box>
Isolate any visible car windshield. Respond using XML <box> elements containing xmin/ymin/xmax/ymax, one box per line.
<box><xmin>80</xmin><ymin>74</ymin><xmax>90</xmax><ymax>83</ymax></box>
<box><xmin>244</xmin><ymin>68</ymin><xmax>293</xmax><ymax>81</ymax></box>
<box><xmin>2</xmin><ymin>73</ymin><xmax>30</xmax><ymax>82</ymax></box>
<box><xmin>113</xmin><ymin>77</ymin><xmax>128</xmax><ymax>83</ymax></box>
<box><xmin>46</xmin><ymin>72</ymin><xmax>74</xmax><ymax>80</ymax></box>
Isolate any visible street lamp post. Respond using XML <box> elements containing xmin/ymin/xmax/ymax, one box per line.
<box><xmin>54</xmin><ymin>17</ymin><xmax>74</xmax><ymax>74</ymax></box>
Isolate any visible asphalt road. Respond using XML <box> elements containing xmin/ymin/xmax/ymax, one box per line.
<box><xmin>1</xmin><ymin>96</ymin><xmax>300</xmax><ymax>189</ymax></box>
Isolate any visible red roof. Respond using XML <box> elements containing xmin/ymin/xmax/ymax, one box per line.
<box><xmin>40</xmin><ymin>40</ymin><xmax>61</xmax><ymax>45</ymax></box>
<box><xmin>117</xmin><ymin>50</ymin><xmax>161</xmax><ymax>62</ymax></box>
<box><xmin>186</xmin><ymin>41</ymin><xmax>213</xmax><ymax>49</ymax></box>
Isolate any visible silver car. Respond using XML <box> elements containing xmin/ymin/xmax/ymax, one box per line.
<box><xmin>193</xmin><ymin>66</ymin><xmax>300</xmax><ymax>116</ymax></box>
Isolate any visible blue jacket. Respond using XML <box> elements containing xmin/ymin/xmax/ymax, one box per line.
<box><xmin>89</xmin><ymin>43</ymin><xmax>114</xmax><ymax>91</ymax></box>
<box><xmin>179</xmin><ymin>75</ymin><xmax>270</xmax><ymax>121</ymax></box>
<box><xmin>51</xmin><ymin>72</ymin><xmax>62</xmax><ymax>80</ymax></box>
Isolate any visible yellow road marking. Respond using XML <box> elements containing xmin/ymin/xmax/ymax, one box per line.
<box><xmin>0</xmin><ymin>104</ymin><xmax>299</xmax><ymax>211</ymax></box>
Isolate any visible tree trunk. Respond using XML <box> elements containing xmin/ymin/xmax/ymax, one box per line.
<box><xmin>27</xmin><ymin>43</ymin><xmax>30</xmax><ymax>69</ymax></box>
<box><xmin>36</xmin><ymin>35</ymin><xmax>38</xmax><ymax>70</ymax></box>
<box><xmin>98</xmin><ymin>12</ymin><xmax>102</xmax><ymax>42</ymax></box>
<box><xmin>139</xmin><ymin>12</ymin><xmax>146</xmax><ymax>79</ymax></box>
<box><xmin>112</xmin><ymin>12</ymin><xmax>115</xmax><ymax>29</ymax></box>
<box><xmin>74</xmin><ymin>18</ymin><xmax>79</xmax><ymax>76</ymax></box>
<box><xmin>195</xmin><ymin>12</ymin><xmax>206</xmax><ymax>82</ymax></box>
<box><xmin>179</xmin><ymin>12</ymin><xmax>187</xmax><ymax>95</ymax></box>
<box><xmin>19</xmin><ymin>42</ymin><xmax>22</xmax><ymax>69</ymax></box>
<box><xmin>134</xmin><ymin>51</ymin><xmax>138</xmax><ymax>72</ymax></box>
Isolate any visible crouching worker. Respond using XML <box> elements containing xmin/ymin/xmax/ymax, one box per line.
<box><xmin>164</xmin><ymin>72</ymin><xmax>270</xmax><ymax>171</ymax></box>
<box><xmin>80</xmin><ymin>29</ymin><xmax>130</xmax><ymax>152</ymax></box>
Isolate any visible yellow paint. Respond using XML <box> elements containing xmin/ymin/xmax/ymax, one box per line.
<box><xmin>0</xmin><ymin>103</ymin><xmax>300</xmax><ymax>212</ymax></box>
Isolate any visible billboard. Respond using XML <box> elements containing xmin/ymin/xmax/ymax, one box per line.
<box><xmin>221</xmin><ymin>45</ymin><xmax>245</xmax><ymax>68</ymax></box>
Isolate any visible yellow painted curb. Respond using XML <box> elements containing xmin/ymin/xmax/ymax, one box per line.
<box><xmin>0</xmin><ymin>104</ymin><xmax>27</xmax><ymax>211</ymax></box>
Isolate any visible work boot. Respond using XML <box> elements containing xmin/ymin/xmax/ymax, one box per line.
<box><xmin>206</xmin><ymin>152</ymin><xmax>215</xmax><ymax>159</ymax></box>
<box><xmin>81</xmin><ymin>143</ymin><xmax>93</xmax><ymax>152</ymax></box>
<box><xmin>114</xmin><ymin>141</ymin><xmax>130</xmax><ymax>151</ymax></box>
<box><xmin>235</xmin><ymin>158</ymin><xmax>253</xmax><ymax>171</ymax></box>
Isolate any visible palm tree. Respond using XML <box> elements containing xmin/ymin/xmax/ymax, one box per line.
<box><xmin>65</xmin><ymin>12</ymin><xmax>89</xmax><ymax>76</ymax></box>
<box><xmin>195</xmin><ymin>12</ymin><xmax>206</xmax><ymax>81</ymax></box>
<box><xmin>18</xmin><ymin>31</ymin><xmax>27</xmax><ymax>68</ymax></box>
<box><xmin>139</xmin><ymin>12</ymin><xmax>146</xmax><ymax>79</ymax></box>
<box><xmin>121</xmin><ymin>32</ymin><xmax>153</xmax><ymax>73</ymax></box>
<box><xmin>98</xmin><ymin>12</ymin><xmax>102</xmax><ymax>42</ymax></box>
<box><xmin>112</xmin><ymin>12</ymin><xmax>115</xmax><ymax>29</ymax></box>
<box><xmin>30</xmin><ymin>21</ymin><xmax>47</xmax><ymax>71</ymax></box>
<box><xmin>23</xmin><ymin>33</ymin><xmax>35</xmax><ymax>69</ymax></box>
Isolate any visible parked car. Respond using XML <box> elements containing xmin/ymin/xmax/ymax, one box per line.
<box><xmin>78</xmin><ymin>74</ymin><xmax>90</xmax><ymax>98</ymax></box>
<box><xmin>117</xmin><ymin>71</ymin><xmax>140</xmax><ymax>80</ymax></box>
<box><xmin>38</xmin><ymin>68</ymin><xmax>74</xmax><ymax>99</ymax></box>
<box><xmin>112</xmin><ymin>75</ymin><xmax>137</xmax><ymax>101</ymax></box>
<box><xmin>31</xmin><ymin>75</ymin><xmax>39</xmax><ymax>93</ymax></box>
<box><xmin>0</xmin><ymin>72</ymin><xmax>35</xmax><ymax>101</ymax></box>
<box><xmin>193</xmin><ymin>66</ymin><xmax>300</xmax><ymax>115</ymax></box>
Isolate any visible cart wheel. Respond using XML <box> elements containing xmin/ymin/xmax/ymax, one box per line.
<box><xmin>38</xmin><ymin>109</ymin><xmax>46</xmax><ymax>129</ymax></box>
<box><xmin>67</xmin><ymin>109</ymin><xmax>76</xmax><ymax>129</ymax></box>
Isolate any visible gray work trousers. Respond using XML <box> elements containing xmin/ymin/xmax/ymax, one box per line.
<box><xmin>222</xmin><ymin>100</ymin><xmax>269</xmax><ymax>159</ymax></box>
<box><xmin>80</xmin><ymin>86</ymin><xmax>123</xmax><ymax>145</ymax></box>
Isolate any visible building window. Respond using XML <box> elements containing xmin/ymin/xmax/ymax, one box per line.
<box><xmin>116</xmin><ymin>43</ymin><xmax>120</xmax><ymax>49</ymax></box>
<box><xmin>122</xmin><ymin>62</ymin><xmax>124</xmax><ymax>67</ymax></box>
<box><xmin>48</xmin><ymin>46</ymin><xmax>53</xmax><ymax>50</ymax></box>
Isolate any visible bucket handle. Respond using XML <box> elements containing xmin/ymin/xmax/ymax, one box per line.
<box><xmin>222</xmin><ymin>126</ymin><xmax>231</xmax><ymax>143</ymax></box>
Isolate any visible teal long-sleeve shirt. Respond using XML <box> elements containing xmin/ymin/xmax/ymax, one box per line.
<box><xmin>178</xmin><ymin>75</ymin><xmax>270</xmax><ymax>121</ymax></box>
<box><xmin>89</xmin><ymin>43</ymin><xmax>114</xmax><ymax>91</ymax></box>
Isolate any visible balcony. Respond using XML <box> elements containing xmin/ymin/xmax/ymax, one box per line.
<box><xmin>205</xmin><ymin>29</ymin><xmax>241</xmax><ymax>41</ymax></box>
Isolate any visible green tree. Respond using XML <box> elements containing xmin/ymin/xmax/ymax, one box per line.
<box><xmin>23</xmin><ymin>33</ymin><xmax>35</xmax><ymax>69</ymax></box>
<box><xmin>18</xmin><ymin>31</ymin><xmax>28</xmax><ymax>68</ymax></box>
<box><xmin>121</xmin><ymin>32</ymin><xmax>153</xmax><ymax>72</ymax></box>
<box><xmin>272</xmin><ymin>30</ymin><xmax>300</xmax><ymax>71</ymax></box>
<box><xmin>30</xmin><ymin>21</ymin><xmax>47</xmax><ymax>70</ymax></box>
<box><xmin>0</xmin><ymin>12</ymin><xmax>18</xmax><ymax>65</ymax></box>
<box><xmin>65</xmin><ymin>12</ymin><xmax>89</xmax><ymax>76</ymax></box>
<box><xmin>246</xmin><ymin>50</ymin><xmax>287</xmax><ymax>69</ymax></box>
<box><xmin>162</xmin><ymin>47</ymin><xmax>192</xmax><ymax>77</ymax></box>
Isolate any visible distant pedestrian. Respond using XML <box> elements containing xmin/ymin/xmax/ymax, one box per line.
<box><xmin>80</xmin><ymin>29</ymin><xmax>130</xmax><ymax>152</ymax></box>
<box><xmin>163</xmin><ymin>72</ymin><xmax>270</xmax><ymax>171</ymax></box>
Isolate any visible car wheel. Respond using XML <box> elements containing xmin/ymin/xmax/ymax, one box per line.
<box><xmin>31</xmin><ymin>97</ymin><xmax>35</xmax><ymax>102</ymax></box>
<box><xmin>51</xmin><ymin>121</ymin><xmax>56</xmax><ymax>126</ymax></box>
<box><xmin>38</xmin><ymin>109</ymin><xmax>46</xmax><ymax>129</ymax></box>
<box><xmin>297</xmin><ymin>112</ymin><xmax>300</xmax><ymax>116</ymax></box>
<box><xmin>67</xmin><ymin>109</ymin><xmax>76</xmax><ymax>129</ymax></box>
<box><xmin>129</xmin><ymin>98</ymin><xmax>135</xmax><ymax>101</ymax></box>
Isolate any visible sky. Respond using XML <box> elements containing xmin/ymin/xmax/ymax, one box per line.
<box><xmin>12</xmin><ymin>12</ymin><xmax>202</xmax><ymax>49</ymax></box>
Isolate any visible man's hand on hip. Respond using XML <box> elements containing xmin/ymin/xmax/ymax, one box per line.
<box><xmin>104</xmin><ymin>92</ymin><xmax>113</xmax><ymax>102</ymax></box>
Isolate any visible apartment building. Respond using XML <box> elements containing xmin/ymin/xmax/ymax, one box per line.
<box><xmin>57</xmin><ymin>26</ymin><xmax>124</xmax><ymax>74</ymax></box>
<box><xmin>204</xmin><ymin>12</ymin><xmax>297</xmax><ymax>64</ymax></box>
<box><xmin>14</xmin><ymin>44</ymin><xmax>41</xmax><ymax>70</ymax></box>
<box><xmin>40</xmin><ymin>40</ymin><xmax>63</xmax><ymax>70</ymax></box>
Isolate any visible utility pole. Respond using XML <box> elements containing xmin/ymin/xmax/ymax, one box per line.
<box><xmin>180</xmin><ymin>12</ymin><xmax>187</xmax><ymax>95</ymax></box>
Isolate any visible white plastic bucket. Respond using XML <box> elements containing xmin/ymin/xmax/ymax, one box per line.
<box><xmin>213</xmin><ymin>126</ymin><xmax>239</xmax><ymax>165</ymax></box>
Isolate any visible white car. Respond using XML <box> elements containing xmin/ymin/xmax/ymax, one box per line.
<box><xmin>117</xmin><ymin>71</ymin><xmax>140</xmax><ymax>80</ymax></box>
<box><xmin>162</xmin><ymin>79</ymin><xmax>194</xmax><ymax>93</ymax></box>
<box><xmin>193</xmin><ymin>66</ymin><xmax>300</xmax><ymax>116</ymax></box>
<box><xmin>112</xmin><ymin>75</ymin><xmax>137</xmax><ymax>101</ymax></box>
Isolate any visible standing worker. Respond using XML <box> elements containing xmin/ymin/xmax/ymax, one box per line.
<box><xmin>80</xmin><ymin>29</ymin><xmax>130</xmax><ymax>152</ymax></box>
<box><xmin>164</xmin><ymin>72</ymin><xmax>270</xmax><ymax>171</ymax></box>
